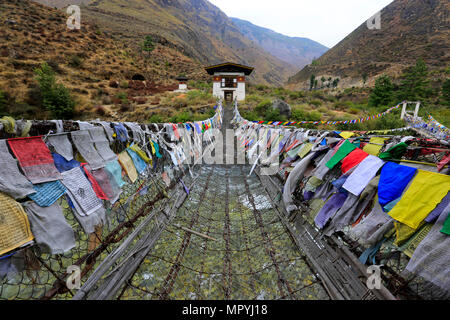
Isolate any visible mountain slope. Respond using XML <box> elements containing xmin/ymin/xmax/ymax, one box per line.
<box><xmin>0</xmin><ymin>0</ymin><xmax>209</xmax><ymax>120</ymax></box>
<box><xmin>34</xmin><ymin>0</ymin><xmax>294</xmax><ymax>85</ymax></box>
<box><xmin>231</xmin><ymin>17</ymin><xmax>328</xmax><ymax>69</ymax></box>
<box><xmin>288</xmin><ymin>0</ymin><xmax>450</xmax><ymax>89</ymax></box>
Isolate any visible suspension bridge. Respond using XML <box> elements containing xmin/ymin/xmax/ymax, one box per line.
<box><xmin>0</xmin><ymin>101</ymin><xmax>448</xmax><ymax>300</ymax></box>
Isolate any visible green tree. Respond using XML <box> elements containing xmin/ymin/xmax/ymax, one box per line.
<box><xmin>141</xmin><ymin>35</ymin><xmax>155</xmax><ymax>52</ymax></box>
<box><xmin>320</xmin><ymin>76</ymin><xmax>326</xmax><ymax>88</ymax></box>
<box><xmin>332</xmin><ymin>78</ymin><xmax>340</xmax><ymax>88</ymax></box>
<box><xmin>309</xmin><ymin>74</ymin><xmax>316</xmax><ymax>91</ymax></box>
<box><xmin>34</xmin><ymin>62</ymin><xmax>75</xmax><ymax>119</ymax></box>
<box><xmin>369</xmin><ymin>75</ymin><xmax>394</xmax><ymax>108</ymax></box>
<box><xmin>397</xmin><ymin>58</ymin><xmax>431</xmax><ymax>101</ymax></box>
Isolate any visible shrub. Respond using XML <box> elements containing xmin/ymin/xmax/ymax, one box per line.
<box><xmin>289</xmin><ymin>91</ymin><xmax>305</xmax><ymax>100</ymax></box>
<box><xmin>291</xmin><ymin>108</ymin><xmax>307</xmax><ymax>121</ymax></box>
<box><xmin>310</xmin><ymin>99</ymin><xmax>322</xmax><ymax>107</ymax></box>
<box><xmin>115</xmin><ymin>91</ymin><xmax>128</xmax><ymax>103</ymax></box>
<box><xmin>149</xmin><ymin>114</ymin><xmax>165</xmax><ymax>123</ymax></box>
<box><xmin>255</xmin><ymin>99</ymin><xmax>272</xmax><ymax>116</ymax></box>
<box><xmin>186</xmin><ymin>90</ymin><xmax>213</xmax><ymax>105</ymax></box>
<box><xmin>67</xmin><ymin>55</ymin><xmax>83</xmax><ymax>68</ymax></box>
<box><xmin>245</xmin><ymin>94</ymin><xmax>263</xmax><ymax>104</ymax></box>
<box><xmin>264</xmin><ymin>108</ymin><xmax>287</xmax><ymax>122</ymax></box>
<box><xmin>306</xmin><ymin>111</ymin><xmax>322</xmax><ymax>121</ymax></box>
<box><xmin>34</xmin><ymin>62</ymin><xmax>75</xmax><ymax>119</ymax></box>
<box><xmin>120</xmin><ymin>104</ymin><xmax>132</xmax><ymax>112</ymax></box>
<box><xmin>94</xmin><ymin>105</ymin><xmax>106</xmax><ymax>116</ymax></box>
<box><xmin>172</xmin><ymin>96</ymin><xmax>188</xmax><ymax>108</ymax></box>
<box><xmin>46</xmin><ymin>59</ymin><xmax>64</xmax><ymax>74</ymax></box>
<box><xmin>10</xmin><ymin>102</ymin><xmax>40</xmax><ymax>118</ymax></box>
<box><xmin>187</xmin><ymin>80</ymin><xmax>212</xmax><ymax>91</ymax></box>
<box><xmin>241</xmin><ymin>110</ymin><xmax>259</xmax><ymax>121</ymax></box>
<box><xmin>169</xmin><ymin>111</ymin><xmax>193</xmax><ymax>123</ymax></box>
<box><xmin>311</xmin><ymin>91</ymin><xmax>325</xmax><ymax>99</ymax></box>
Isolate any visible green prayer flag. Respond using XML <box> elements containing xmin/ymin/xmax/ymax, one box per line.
<box><xmin>325</xmin><ymin>140</ymin><xmax>357</xmax><ymax>169</ymax></box>
<box><xmin>379</xmin><ymin>142</ymin><xmax>408</xmax><ymax>160</ymax></box>
<box><xmin>441</xmin><ymin>214</ymin><xmax>450</xmax><ymax>236</ymax></box>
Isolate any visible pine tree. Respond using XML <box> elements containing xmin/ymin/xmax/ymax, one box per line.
<box><xmin>320</xmin><ymin>76</ymin><xmax>326</xmax><ymax>88</ymax></box>
<box><xmin>309</xmin><ymin>74</ymin><xmax>316</xmax><ymax>91</ymax></box>
<box><xmin>332</xmin><ymin>78</ymin><xmax>340</xmax><ymax>88</ymax></box>
<box><xmin>397</xmin><ymin>58</ymin><xmax>431</xmax><ymax>101</ymax></box>
<box><xmin>35</xmin><ymin>63</ymin><xmax>75</xmax><ymax>119</ymax></box>
<box><xmin>369</xmin><ymin>75</ymin><xmax>394</xmax><ymax>108</ymax></box>
<box><xmin>141</xmin><ymin>35</ymin><xmax>155</xmax><ymax>52</ymax></box>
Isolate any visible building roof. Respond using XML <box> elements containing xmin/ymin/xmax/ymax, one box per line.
<box><xmin>205</xmin><ymin>62</ymin><xmax>254</xmax><ymax>76</ymax></box>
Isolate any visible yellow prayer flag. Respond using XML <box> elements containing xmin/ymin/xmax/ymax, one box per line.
<box><xmin>129</xmin><ymin>144</ymin><xmax>151</xmax><ymax>163</ymax></box>
<box><xmin>339</xmin><ymin>131</ymin><xmax>356</xmax><ymax>139</ymax></box>
<box><xmin>363</xmin><ymin>137</ymin><xmax>388</xmax><ymax>156</ymax></box>
<box><xmin>297</xmin><ymin>143</ymin><xmax>313</xmax><ymax>158</ymax></box>
<box><xmin>388</xmin><ymin>170</ymin><xmax>450</xmax><ymax>229</ymax></box>
<box><xmin>0</xmin><ymin>192</ymin><xmax>34</xmax><ymax>256</ymax></box>
<box><xmin>118</xmin><ymin>151</ymin><xmax>138</xmax><ymax>183</ymax></box>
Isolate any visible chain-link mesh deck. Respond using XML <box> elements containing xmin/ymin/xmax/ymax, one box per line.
<box><xmin>117</xmin><ymin>165</ymin><xmax>329</xmax><ymax>300</ymax></box>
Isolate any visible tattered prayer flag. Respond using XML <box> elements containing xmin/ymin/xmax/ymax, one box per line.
<box><xmin>0</xmin><ymin>192</ymin><xmax>34</xmax><ymax>256</ymax></box>
<box><xmin>161</xmin><ymin>171</ymin><xmax>171</xmax><ymax>187</ymax></box>
<box><xmin>8</xmin><ymin>136</ymin><xmax>61</xmax><ymax>184</ymax></box>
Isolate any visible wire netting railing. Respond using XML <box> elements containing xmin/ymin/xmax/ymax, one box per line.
<box><xmin>0</xmin><ymin>150</ymin><xmax>192</xmax><ymax>300</ymax></box>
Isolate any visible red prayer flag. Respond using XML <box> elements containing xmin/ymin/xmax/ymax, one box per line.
<box><xmin>341</xmin><ymin>148</ymin><xmax>369</xmax><ymax>174</ymax></box>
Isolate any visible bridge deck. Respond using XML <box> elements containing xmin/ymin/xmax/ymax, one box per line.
<box><xmin>115</xmin><ymin>164</ymin><xmax>329</xmax><ymax>300</ymax></box>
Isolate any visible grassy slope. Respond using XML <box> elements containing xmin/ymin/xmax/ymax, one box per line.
<box><xmin>0</xmin><ymin>0</ymin><xmax>215</xmax><ymax>122</ymax></box>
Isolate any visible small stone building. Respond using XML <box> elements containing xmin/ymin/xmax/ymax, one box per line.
<box><xmin>205</xmin><ymin>62</ymin><xmax>254</xmax><ymax>101</ymax></box>
<box><xmin>175</xmin><ymin>76</ymin><xmax>188</xmax><ymax>93</ymax></box>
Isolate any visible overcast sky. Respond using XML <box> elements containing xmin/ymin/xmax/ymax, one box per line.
<box><xmin>208</xmin><ymin>0</ymin><xmax>394</xmax><ymax>48</ymax></box>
